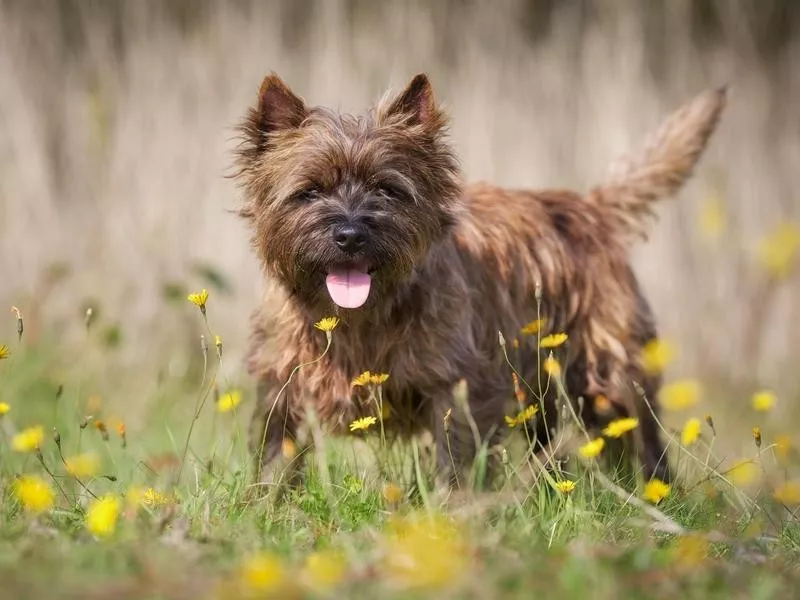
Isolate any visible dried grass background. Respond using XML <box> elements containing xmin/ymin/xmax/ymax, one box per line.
<box><xmin>1</xmin><ymin>0</ymin><xmax>798</xmax><ymax>410</ymax></box>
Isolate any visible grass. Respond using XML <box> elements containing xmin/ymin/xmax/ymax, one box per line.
<box><xmin>2</xmin><ymin>297</ymin><xmax>800</xmax><ymax>600</ymax></box>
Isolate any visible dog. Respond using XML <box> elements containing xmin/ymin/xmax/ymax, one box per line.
<box><xmin>232</xmin><ymin>72</ymin><xmax>726</xmax><ymax>491</ymax></box>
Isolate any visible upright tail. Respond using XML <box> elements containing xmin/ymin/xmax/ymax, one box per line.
<box><xmin>586</xmin><ymin>86</ymin><xmax>728</xmax><ymax>244</ymax></box>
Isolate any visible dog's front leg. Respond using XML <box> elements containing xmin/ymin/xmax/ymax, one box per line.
<box><xmin>248</xmin><ymin>379</ymin><xmax>307</xmax><ymax>494</ymax></box>
<box><xmin>431</xmin><ymin>379</ymin><xmax>506</xmax><ymax>491</ymax></box>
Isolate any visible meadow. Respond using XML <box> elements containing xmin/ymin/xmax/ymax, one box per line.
<box><xmin>2</xmin><ymin>1</ymin><xmax>800</xmax><ymax>598</ymax></box>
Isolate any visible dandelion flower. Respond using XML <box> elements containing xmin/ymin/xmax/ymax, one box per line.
<box><xmin>0</xmin><ymin>344</ymin><xmax>9</xmax><ymax>360</ymax></box>
<box><xmin>505</xmin><ymin>404</ymin><xmax>538</xmax><ymax>428</ymax></box>
<box><xmin>660</xmin><ymin>379</ymin><xmax>701</xmax><ymax>411</ymax></box>
<box><xmin>187</xmin><ymin>289</ymin><xmax>209</xmax><ymax>313</ymax></box>
<box><xmin>539</xmin><ymin>333</ymin><xmax>568</xmax><ymax>348</ymax></box>
<box><xmin>681</xmin><ymin>418</ymin><xmax>702</xmax><ymax>446</ymax></box>
<box><xmin>752</xmin><ymin>390</ymin><xmax>776</xmax><ymax>412</ymax></box>
<box><xmin>672</xmin><ymin>534</ymin><xmax>710</xmax><ymax>567</ymax></box>
<box><xmin>303</xmin><ymin>549</ymin><xmax>347</xmax><ymax>591</ymax></box>
<box><xmin>13</xmin><ymin>475</ymin><xmax>55</xmax><ymax>514</ymax></box>
<box><xmin>217</xmin><ymin>389</ymin><xmax>243</xmax><ymax>413</ymax></box>
<box><xmin>579</xmin><ymin>437</ymin><xmax>605</xmax><ymax>459</ymax></box>
<box><xmin>543</xmin><ymin>354</ymin><xmax>561</xmax><ymax>377</ymax></box>
<box><xmin>142</xmin><ymin>488</ymin><xmax>171</xmax><ymax>506</ymax></box>
<box><xmin>643</xmin><ymin>479</ymin><xmax>670</xmax><ymax>504</ymax></box>
<box><xmin>775</xmin><ymin>434</ymin><xmax>792</xmax><ymax>461</ymax></box>
<box><xmin>520</xmin><ymin>319</ymin><xmax>545</xmax><ymax>335</ymax></box>
<box><xmin>383</xmin><ymin>513</ymin><xmax>467</xmax><ymax>590</ymax></box>
<box><xmin>94</xmin><ymin>420</ymin><xmax>109</xmax><ymax>441</ymax></box>
<box><xmin>65</xmin><ymin>453</ymin><xmax>101</xmax><ymax>478</ymax></box>
<box><xmin>240</xmin><ymin>552</ymin><xmax>287</xmax><ymax>594</ymax></box>
<box><xmin>86</xmin><ymin>494</ymin><xmax>121</xmax><ymax>538</ymax></box>
<box><xmin>0</xmin><ymin>402</ymin><xmax>10</xmax><ymax>416</ymax></box>
<box><xmin>281</xmin><ymin>438</ymin><xmax>298</xmax><ymax>459</ymax></box>
<box><xmin>641</xmin><ymin>339</ymin><xmax>675</xmax><ymax>375</ymax></box>
<box><xmin>773</xmin><ymin>481</ymin><xmax>800</xmax><ymax>505</ymax></box>
<box><xmin>351</xmin><ymin>371</ymin><xmax>372</xmax><ymax>387</ymax></box>
<box><xmin>369</xmin><ymin>372</ymin><xmax>390</xmax><ymax>385</ymax></box>
<box><xmin>757</xmin><ymin>222</ymin><xmax>800</xmax><ymax>280</ymax></box>
<box><xmin>349</xmin><ymin>416</ymin><xmax>377</xmax><ymax>432</ymax></box>
<box><xmin>602</xmin><ymin>417</ymin><xmax>639</xmax><ymax>438</ymax></box>
<box><xmin>382</xmin><ymin>482</ymin><xmax>404</xmax><ymax>504</ymax></box>
<box><xmin>698</xmin><ymin>194</ymin><xmax>726</xmax><ymax>241</ymax></box>
<box><xmin>314</xmin><ymin>317</ymin><xmax>339</xmax><ymax>333</ymax></box>
<box><xmin>727</xmin><ymin>460</ymin><xmax>758</xmax><ymax>486</ymax></box>
<box><xmin>554</xmin><ymin>480</ymin><xmax>576</xmax><ymax>494</ymax></box>
<box><xmin>594</xmin><ymin>395</ymin><xmax>613</xmax><ymax>414</ymax></box>
<box><xmin>12</xmin><ymin>425</ymin><xmax>44</xmax><ymax>453</ymax></box>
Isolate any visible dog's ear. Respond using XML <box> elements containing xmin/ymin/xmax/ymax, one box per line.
<box><xmin>254</xmin><ymin>73</ymin><xmax>307</xmax><ymax>136</ymax></box>
<box><xmin>383</xmin><ymin>73</ymin><xmax>437</xmax><ymax>126</ymax></box>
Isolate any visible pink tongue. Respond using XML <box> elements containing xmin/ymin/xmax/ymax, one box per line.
<box><xmin>325</xmin><ymin>270</ymin><xmax>372</xmax><ymax>308</ymax></box>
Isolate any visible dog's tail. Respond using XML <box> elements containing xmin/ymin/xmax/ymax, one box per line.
<box><xmin>586</xmin><ymin>86</ymin><xmax>727</xmax><ymax>244</ymax></box>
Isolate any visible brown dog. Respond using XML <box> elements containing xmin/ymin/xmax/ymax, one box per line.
<box><xmin>233</xmin><ymin>72</ymin><xmax>726</xmax><ymax>490</ymax></box>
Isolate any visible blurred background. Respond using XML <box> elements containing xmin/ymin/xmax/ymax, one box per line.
<box><xmin>1</xmin><ymin>0</ymin><xmax>798</xmax><ymax>432</ymax></box>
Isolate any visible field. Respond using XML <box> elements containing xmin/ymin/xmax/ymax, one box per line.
<box><xmin>2</xmin><ymin>1</ymin><xmax>800</xmax><ymax>599</ymax></box>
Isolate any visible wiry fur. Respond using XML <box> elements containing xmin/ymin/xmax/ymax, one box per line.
<box><xmin>232</xmin><ymin>72</ymin><xmax>726</xmax><ymax>490</ymax></box>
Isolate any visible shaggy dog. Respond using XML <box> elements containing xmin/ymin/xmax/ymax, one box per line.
<box><xmin>232</xmin><ymin>72</ymin><xmax>726</xmax><ymax>490</ymax></box>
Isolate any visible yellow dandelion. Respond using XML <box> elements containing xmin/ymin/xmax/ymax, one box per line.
<box><xmin>539</xmin><ymin>332</ymin><xmax>568</xmax><ymax>348</ymax></box>
<box><xmin>642</xmin><ymin>478</ymin><xmax>671</xmax><ymax>504</ymax></box>
<box><xmin>641</xmin><ymin>338</ymin><xmax>675</xmax><ymax>375</ymax></box>
<box><xmin>578</xmin><ymin>437</ymin><xmax>605</xmax><ymax>459</ymax></box>
<box><xmin>0</xmin><ymin>402</ymin><xmax>10</xmax><ymax>416</ymax></box>
<box><xmin>349</xmin><ymin>416</ymin><xmax>377</xmax><ymax>432</ymax></box>
<box><xmin>13</xmin><ymin>475</ymin><xmax>55</xmax><ymax>514</ymax></box>
<box><xmin>602</xmin><ymin>417</ymin><xmax>639</xmax><ymax>438</ymax></box>
<box><xmin>142</xmin><ymin>488</ymin><xmax>171</xmax><ymax>506</ymax></box>
<box><xmin>672</xmin><ymin>534</ymin><xmax>710</xmax><ymax>567</ymax></box>
<box><xmin>217</xmin><ymin>389</ymin><xmax>243</xmax><ymax>413</ymax></box>
<box><xmin>0</xmin><ymin>344</ymin><xmax>9</xmax><ymax>360</ymax></box>
<box><xmin>65</xmin><ymin>453</ymin><xmax>101</xmax><ymax>479</ymax></box>
<box><xmin>383</xmin><ymin>513</ymin><xmax>468</xmax><ymax>590</ymax></box>
<box><xmin>505</xmin><ymin>404</ymin><xmax>538</xmax><ymax>428</ymax></box>
<box><xmin>186</xmin><ymin>288</ymin><xmax>209</xmax><ymax>312</ymax></box>
<box><xmin>698</xmin><ymin>194</ymin><xmax>726</xmax><ymax>241</ymax></box>
<box><xmin>773</xmin><ymin>481</ymin><xmax>800</xmax><ymax>505</ymax></box>
<box><xmin>727</xmin><ymin>459</ymin><xmax>758</xmax><ymax>486</ymax></box>
<box><xmin>660</xmin><ymin>379</ymin><xmax>701</xmax><ymax>411</ymax></box>
<box><xmin>351</xmin><ymin>371</ymin><xmax>372</xmax><ymax>387</ymax></box>
<box><xmin>774</xmin><ymin>434</ymin><xmax>792</xmax><ymax>461</ymax></box>
<box><xmin>751</xmin><ymin>390</ymin><xmax>776</xmax><ymax>412</ymax></box>
<box><xmin>86</xmin><ymin>494</ymin><xmax>121</xmax><ymax>538</ymax></box>
<box><xmin>369</xmin><ymin>372</ymin><xmax>390</xmax><ymax>385</ymax></box>
<box><xmin>757</xmin><ymin>222</ymin><xmax>800</xmax><ymax>280</ymax></box>
<box><xmin>594</xmin><ymin>395</ymin><xmax>613</xmax><ymax>414</ymax></box>
<box><xmin>314</xmin><ymin>317</ymin><xmax>339</xmax><ymax>333</ymax></box>
<box><xmin>303</xmin><ymin>549</ymin><xmax>347</xmax><ymax>592</ymax></box>
<box><xmin>240</xmin><ymin>552</ymin><xmax>287</xmax><ymax>594</ymax></box>
<box><xmin>543</xmin><ymin>354</ymin><xmax>561</xmax><ymax>377</ymax></box>
<box><xmin>681</xmin><ymin>418</ymin><xmax>702</xmax><ymax>446</ymax></box>
<box><xmin>520</xmin><ymin>318</ymin><xmax>545</xmax><ymax>335</ymax></box>
<box><xmin>554</xmin><ymin>480</ymin><xmax>576</xmax><ymax>494</ymax></box>
<box><xmin>12</xmin><ymin>425</ymin><xmax>44</xmax><ymax>453</ymax></box>
<box><xmin>382</xmin><ymin>482</ymin><xmax>404</xmax><ymax>504</ymax></box>
<box><xmin>281</xmin><ymin>438</ymin><xmax>298</xmax><ymax>459</ymax></box>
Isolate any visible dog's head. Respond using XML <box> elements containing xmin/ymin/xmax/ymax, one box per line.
<box><xmin>233</xmin><ymin>73</ymin><xmax>462</xmax><ymax>311</ymax></box>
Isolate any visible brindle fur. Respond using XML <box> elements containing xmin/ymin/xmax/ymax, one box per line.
<box><xmin>232</xmin><ymin>72</ymin><xmax>726</xmax><ymax>490</ymax></box>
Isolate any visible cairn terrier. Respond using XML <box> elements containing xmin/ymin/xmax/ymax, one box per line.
<box><xmin>233</xmin><ymin>72</ymin><xmax>726</xmax><ymax>490</ymax></box>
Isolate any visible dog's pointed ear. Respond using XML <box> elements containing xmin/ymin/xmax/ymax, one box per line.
<box><xmin>254</xmin><ymin>73</ymin><xmax>307</xmax><ymax>136</ymax></box>
<box><xmin>384</xmin><ymin>73</ymin><xmax>437</xmax><ymax>126</ymax></box>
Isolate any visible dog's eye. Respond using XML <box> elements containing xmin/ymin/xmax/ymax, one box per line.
<box><xmin>294</xmin><ymin>187</ymin><xmax>320</xmax><ymax>202</ymax></box>
<box><xmin>377</xmin><ymin>185</ymin><xmax>406</xmax><ymax>202</ymax></box>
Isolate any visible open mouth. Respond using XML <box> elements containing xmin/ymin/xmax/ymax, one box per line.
<box><xmin>325</xmin><ymin>263</ymin><xmax>375</xmax><ymax>309</ymax></box>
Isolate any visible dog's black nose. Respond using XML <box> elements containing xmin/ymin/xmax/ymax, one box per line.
<box><xmin>333</xmin><ymin>224</ymin><xmax>368</xmax><ymax>254</ymax></box>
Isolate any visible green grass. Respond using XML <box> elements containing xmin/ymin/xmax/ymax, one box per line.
<box><xmin>2</xmin><ymin>313</ymin><xmax>800</xmax><ymax>600</ymax></box>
